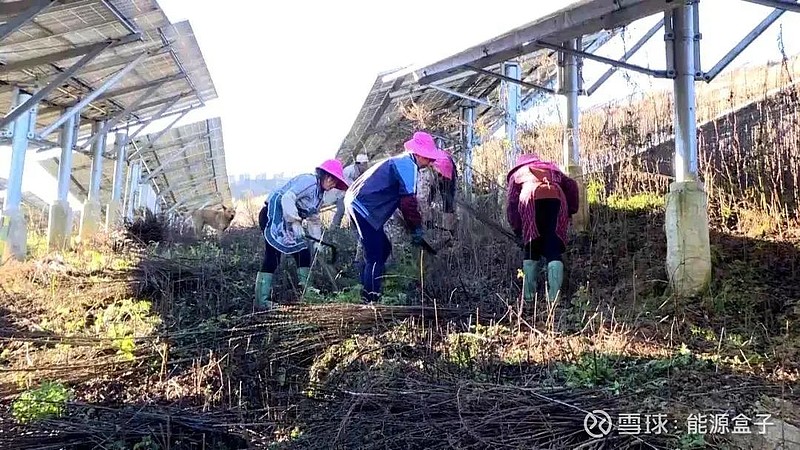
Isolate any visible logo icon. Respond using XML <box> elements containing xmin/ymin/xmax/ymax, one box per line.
<box><xmin>584</xmin><ymin>409</ymin><xmax>613</xmax><ymax>438</ymax></box>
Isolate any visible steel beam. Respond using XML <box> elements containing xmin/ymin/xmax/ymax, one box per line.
<box><xmin>461</xmin><ymin>105</ymin><xmax>475</xmax><ymax>194</ymax></box>
<box><xmin>100</xmin><ymin>0</ymin><xmax>138</xmax><ymax>34</ymax></box>
<box><xmin>428</xmin><ymin>84</ymin><xmax>501</xmax><ymax>110</ymax></box>
<box><xmin>55</xmin><ymin>112</ymin><xmax>76</xmax><ymax>203</ymax></box>
<box><xmin>741</xmin><ymin>0</ymin><xmax>800</xmax><ymax>12</ymax></box>
<box><xmin>415</xmin><ymin>0</ymin><xmax>681</xmax><ymax>85</ymax></box>
<box><xmin>671</xmin><ymin>2</ymin><xmax>698</xmax><ymax>181</ymax></box>
<box><xmin>126</xmin><ymin>110</ymin><xmax>189</xmax><ymax>161</ymax></box>
<box><xmin>586</xmin><ymin>18</ymin><xmax>664</xmax><ymax>96</ymax></box>
<box><xmin>703</xmin><ymin>6</ymin><xmax>789</xmax><ymax>81</ymax></box>
<box><xmin>2</xmin><ymin>89</ymin><xmax>37</xmax><ymax>210</ymax></box>
<box><xmin>78</xmin><ymin>80</ymin><xmax>166</xmax><ymax>151</ymax></box>
<box><xmin>0</xmin><ymin>43</ymin><xmax>112</xmax><ymax>131</ymax></box>
<box><xmin>111</xmin><ymin>104</ymin><xmax>194</xmax><ymax>136</ymax></box>
<box><xmin>0</xmin><ymin>0</ymin><xmax>55</xmax><ymax>43</ymax></box>
<box><xmin>535</xmin><ymin>40</ymin><xmax>669</xmax><ymax>79</ymax></box>
<box><xmin>38</xmin><ymin>51</ymin><xmax>149</xmax><ymax>138</ymax></box>
<box><xmin>0</xmin><ymin>34</ymin><xmax>140</xmax><ymax>73</ymax></box>
<box><xmin>126</xmin><ymin>95</ymin><xmax>181</xmax><ymax>141</ymax></box>
<box><xmin>466</xmin><ymin>65</ymin><xmax>557</xmax><ymax>95</ymax></box>
<box><xmin>502</xmin><ymin>61</ymin><xmax>520</xmax><ymax>168</ymax></box>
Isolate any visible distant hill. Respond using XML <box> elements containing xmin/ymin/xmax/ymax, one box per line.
<box><xmin>228</xmin><ymin>173</ymin><xmax>293</xmax><ymax>200</ymax></box>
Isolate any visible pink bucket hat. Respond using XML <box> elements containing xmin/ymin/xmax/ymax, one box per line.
<box><xmin>404</xmin><ymin>131</ymin><xmax>442</xmax><ymax>160</ymax></box>
<box><xmin>506</xmin><ymin>153</ymin><xmax>542</xmax><ymax>182</ymax></box>
<box><xmin>432</xmin><ymin>153</ymin><xmax>454</xmax><ymax>180</ymax></box>
<box><xmin>317</xmin><ymin>159</ymin><xmax>349</xmax><ymax>190</ymax></box>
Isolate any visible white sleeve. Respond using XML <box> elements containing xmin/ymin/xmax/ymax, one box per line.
<box><xmin>281</xmin><ymin>191</ymin><xmax>302</xmax><ymax>222</ymax></box>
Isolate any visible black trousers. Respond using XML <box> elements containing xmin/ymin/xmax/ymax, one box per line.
<box><xmin>258</xmin><ymin>205</ymin><xmax>311</xmax><ymax>273</ymax></box>
<box><xmin>522</xmin><ymin>199</ymin><xmax>564</xmax><ymax>262</ymax></box>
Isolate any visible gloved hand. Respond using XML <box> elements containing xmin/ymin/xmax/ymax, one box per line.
<box><xmin>410</xmin><ymin>227</ymin><xmax>425</xmax><ymax>246</ymax></box>
<box><xmin>313</xmin><ymin>242</ymin><xmax>325</xmax><ymax>254</ymax></box>
<box><xmin>290</xmin><ymin>221</ymin><xmax>305</xmax><ymax>240</ymax></box>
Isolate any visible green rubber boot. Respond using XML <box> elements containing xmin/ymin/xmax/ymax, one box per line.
<box><xmin>297</xmin><ymin>267</ymin><xmax>311</xmax><ymax>290</ymax></box>
<box><xmin>522</xmin><ymin>259</ymin><xmax>540</xmax><ymax>302</ymax></box>
<box><xmin>546</xmin><ymin>261</ymin><xmax>564</xmax><ymax>302</ymax></box>
<box><xmin>255</xmin><ymin>272</ymin><xmax>274</xmax><ymax>310</ymax></box>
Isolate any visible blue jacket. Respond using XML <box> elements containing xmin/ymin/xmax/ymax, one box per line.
<box><xmin>344</xmin><ymin>153</ymin><xmax>421</xmax><ymax>230</ymax></box>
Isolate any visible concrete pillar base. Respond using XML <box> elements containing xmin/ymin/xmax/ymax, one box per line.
<box><xmin>0</xmin><ymin>208</ymin><xmax>28</xmax><ymax>262</ymax></box>
<box><xmin>80</xmin><ymin>200</ymin><xmax>102</xmax><ymax>240</ymax></box>
<box><xmin>665</xmin><ymin>181</ymin><xmax>712</xmax><ymax>296</ymax></box>
<box><xmin>566</xmin><ymin>164</ymin><xmax>590</xmax><ymax>233</ymax></box>
<box><xmin>47</xmin><ymin>201</ymin><xmax>72</xmax><ymax>250</ymax></box>
<box><xmin>105</xmin><ymin>200</ymin><xmax>120</xmax><ymax>230</ymax></box>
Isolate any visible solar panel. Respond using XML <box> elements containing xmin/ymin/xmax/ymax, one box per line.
<box><xmin>336</xmin><ymin>29</ymin><xmax>617</xmax><ymax>164</ymax></box>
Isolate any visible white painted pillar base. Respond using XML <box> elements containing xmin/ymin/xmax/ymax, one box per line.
<box><xmin>0</xmin><ymin>208</ymin><xmax>28</xmax><ymax>262</ymax></box>
<box><xmin>80</xmin><ymin>200</ymin><xmax>102</xmax><ymax>240</ymax></box>
<box><xmin>565</xmin><ymin>164</ymin><xmax>590</xmax><ymax>233</ymax></box>
<box><xmin>105</xmin><ymin>200</ymin><xmax>120</xmax><ymax>230</ymax></box>
<box><xmin>665</xmin><ymin>181</ymin><xmax>711</xmax><ymax>296</ymax></box>
<box><xmin>47</xmin><ymin>200</ymin><xmax>72</xmax><ymax>250</ymax></box>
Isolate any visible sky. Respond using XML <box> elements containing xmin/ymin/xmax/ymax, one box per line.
<box><xmin>152</xmin><ymin>0</ymin><xmax>800</xmax><ymax>178</ymax></box>
<box><xmin>3</xmin><ymin>0</ymin><xmax>800</xmax><ymax>208</ymax></box>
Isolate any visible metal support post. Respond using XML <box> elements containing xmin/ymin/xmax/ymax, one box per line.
<box><xmin>56</xmin><ymin>113</ymin><xmax>77</xmax><ymax>203</ymax></box>
<box><xmin>692</xmin><ymin>0</ymin><xmax>702</xmax><ymax>77</ymax></box>
<box><xmin>664</xmin><ymin>1</ymin><xmax>711</xmax><ymax>296</ymax></box>
<box><xmin>106</xmin><ymin>132</ymin><xmax>127</xmax><ymax>228</ymax></box>
<box><xmin>48</xmin><ymin>112</ymin><xmax>77</xmax><ymax>249</ymax></box>
<box><xmin>461</xmin><ymin>105</ymin><xmax>475</xmax><ymax>195</ymax></box>
<box><xmin>559</xmin><ymin>38</ymin><xmax>589</xmax><ymax>232</ymax></box>
<box><xmin>88</xmin><ymin>121</ymin><xmax>107</xmax><ymax>198</ymax></box>
<box><xmin>561</xmin><ymin>39</ymin><xmax>581</xmax><ymax>167</ymax></box>
<box><xmin>80</xmin><ymin>120</ymin><xmax>107</xmax><ymax>239</ymax></box>
<box><xmin>1</xmin><ymin>89</ymin><xmax>38</xmax><ymax>261</ymax></box>
<box><xmin>664</xmin><ymin>10</ymin><xmax>676</xmax><ymax>77</ymax></box>
<box><xmin>672</xmin><ymin>5</ymin><xmax>698</xmax><ymax>182</ymax></box>
<box><xmin>502</xmin><ymin>60</ymin><xmax>520</xmax><ymax>169</ymax></box>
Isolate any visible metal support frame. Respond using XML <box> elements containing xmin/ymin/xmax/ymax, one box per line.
<box><xmin>560</xmin><ymin>39</ymin><xmax>581</xmax><ymax>167</ymax></box>
<box><xmin>586</xmin><ymin>18</ymin><xmax>664</xmax><ymax>96</ymax></box>
<box><xmin>502</xmin><ymin>61</ymin><xmax>520</xmax><ymax>168</ymax></box>
<box><xmin>535</xmin><ymin>40</ymin><xmax>669</xmax><ymax>79</ymax></box>
<box><xmin>126</xmin><ymin>96</ymin><xmax>182</xmax><ymax>141</ymax></box>
<box><xmin>117</xmin><ymin>106</ymin><xmax>193</xmax><ymax>141</ymax></box>
<box><xmin>55</xmin><ymin>112</ymin><xmax>77</xmax><ymax>203</ymax></box>
<box><xmin>0</xmin><ymin>33</ymin><xmax>140</xmax><ymax>74</ymax></box>
<box><xmin>426</xmin><ymin>84</ymin><xmax>501</xmax><ymax>110</ymax></box>
<box><xmin>78</xmin><ymin>80</ymin><xmax>166</xmax><ymax>151</ymax></box>
<box><xmin>87</xmin><ymin>121</ymin><xmax>107</xmax><ymax>200</ymax></box>
<box><xmin>671</xmin><ymin>2</ymin><xmax>698</xmax><ymax>181</ymax></box>
<box><xmin>3</xmin><ymin>89</ymin><xmax>37</xmax><ymax>211</ymax></box>
<box><xmin>0</xmin><ymin>42</ymin><xmax>113</xmax><ymax>131</ymax></box>
<box><xmin>703</xmin><ymin>4</ymin><xmax>790</xmax><ymax>81</ymax></box>
<box><xmin>461</xmin><ymin>105</ymin><xmax>475</xmax><ymax>193</ymax></box>
<box><xmin>465</xmin><ymin>65</ymin><xmax>557</xmax><ymax>95</ymax></box>
<box><xmin>142</xmin><ymin>139</ymin><xmax>212</xmax><ymax>183</ymax></box>
<box><xmin>0</xmin><ymin>0</ymin><xmax>55</xmax><ymax>43</ymax></box>
<box><xmin>110</xmin><ymin>132</ymin><xmax>127</xmax><ymax>203</ymax></box>
<box><xmin>38</xmin><ymin>51</ymin><xmax>149</xmax><ymax>138</ymax></box>
<box><xmin>742</xmin><ymin>0</ymin><xmax>800</xmax><ymax>13</ymax></box>
<box><xmin>127</xmin><ymin>118</ymin><xmax>181</xmax><ymax>161</ymax></box>
<box><xmin>692</xmin><ymin>1</ymin><xmax>702</xmax><ymax>77</ymax></box>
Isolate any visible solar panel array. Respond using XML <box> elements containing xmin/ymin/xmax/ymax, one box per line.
<box><xmin>0</xmin><ymin>0</ymin><xmax>228</xmax><ymax>213</ymax></box>
<box><xmin>336</xmin><ymin>29</ymin><xmax>618</xmax><ymax>164</ymax></box>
